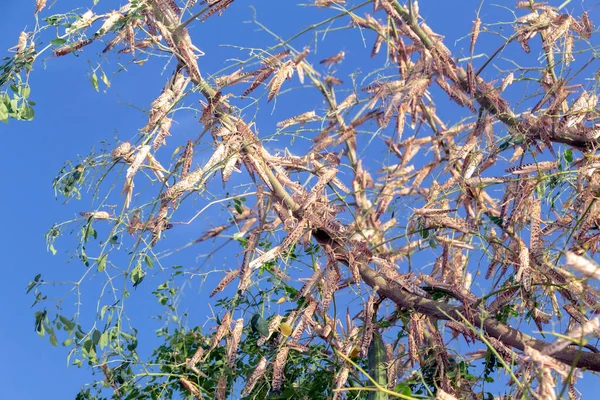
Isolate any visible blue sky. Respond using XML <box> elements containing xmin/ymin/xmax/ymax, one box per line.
<box><xmin>2</xmin><ymin>0</ymin><xmax>600</xmax><ymax>398</ymax></box>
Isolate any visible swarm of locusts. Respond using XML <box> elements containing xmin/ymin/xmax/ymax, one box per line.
<box><xmin>19</xmin><ymin>0</ymin><xmax>600</xmax><ymax>398</ymax></box>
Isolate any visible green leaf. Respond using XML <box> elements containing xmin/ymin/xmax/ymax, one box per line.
<box><xmin>82</xmin><ymin>338</ymin><xmax>96</xmax><ymax>359</ymax></box>
<box><xmin>34</xmin><ymin>310</ymin><xmax>47</xmax><ymax>336</ymax></box>
<box><xmin>43</xmin><ymin>16</ymin><xmax>63</xmax><ymax>26</ymax></box>
<box><xmin>130</xmin><ymin>263</ymin><xmax>145</xmax><ymax>287</ymax></box>
<box><xmin>0</xmin><ymin>101</ymin><xmax>8</xmax><ymax>122</ymax></box>
<box><xmin>100</xmin><ymin>72</ymin><xmax>110</xmax><ymax>88</ymax></box>
<box><xmin>22</xmin><ymin>85</ymin><xmax>30</xmax><ymax>99</ymax></box>
<box><xmin>51</xmin><ymin>38</ymin><xmax>67</xmax><ymax>46</ymax></box>
<box><xmin>393</xmin><ymin>383</ymin><xmax>412</xmax><ymax>396</ymax></box>
<box><xmin>82</xmin><ymin>220</ymin><xmax>97</xmax><ymax>243</ymax></box>
<box><xmin>26</xmin><ymin>274</ymin><xmax>42</xmax><ymax>294</ymax></box>
<box><xmin>10</xmin><ymin>98</ymin><xmax>18</xmax><ymax>115</ymax></box>
<box><xmin>488</xmin><ymin>215</ymin><xmax>503</xmax><ymax>227</ymax></box>
<box><xmin>234</xmin><ymin>202</ymin><xmax>243</xmax><ymax>215</ymax></box>
<box><xmin>20</xmin><ymin>103</ymin><xmax>34</xmax><ymax>121</ymax></box>
<box><xmin>127</xmin><ymin>339</ymin><xmax>138</xmax><ymax>351</ymax></box>
<box><xmin>565</xmin><ymin>148</ymin><xmax>573</xmax><ymax>163</ymax></box>
<box><xmin>80</xmin><ymin>247</ymin><xmax>89</xmax><ymax>267</ymax></box>
<box><xmin>49</xmin><ymin>333</ymin><xmax>58</xmax><ymax>347</ymax></box>
<box><xmin>59</xmin><ymin>315</ymin><xmax>75</xmax><ymax>331</ymax></box>
<box><xmin>31</xmin><ymin>292</ymin><xmax>45</xmax><ymax>308</ymax></box>
<box><xmin>99</xmin><ymin>330</ymin><xmax>109</xmax><ymax>349</ymax></box>
<box><xmin>233</xmin><ymin>198</ymin><xmax>246</xmax><ymax>215</ymax></box>
<box><xmin>144</xmin><ymin>254</ymin><xmax>154</xmax><ymax>269</ymax></box>
<box><xmin>498</xmin><ymin>139</ymin><xmax>511</xmax><ymax>151</ymax></box>
<box><xmin>251</xmin><ymin>314</ymin><xmax>269</xmax><ymax>337</ymax></box>
<box><xmin>90</xmin><ymin>72</ymin><xmax>99</xmax><ymax>92</ymax></box>
<box><xmin>429</xmin><ymin>236</ymin><xmax>437</xmax><ymax>249</ymax></box>
<box><xmin>98</xmin><ymin>254</ymin><xmax>107</xmax><ymax>272</ymax></box>
<box><xmin>92</xmin><ymin>329</ymin><xmax>101</xmax><ymax>345</ymax></box>
<box><xmin>100</xmin><ymin>305</ymin><xmax>109</xmax><ymax>320</ymax></box>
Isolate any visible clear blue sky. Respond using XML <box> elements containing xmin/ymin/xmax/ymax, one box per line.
<box><xmin>1</xmin><ymin>0</ymin><xmax>599</xmax><ymax>398</ymax></box>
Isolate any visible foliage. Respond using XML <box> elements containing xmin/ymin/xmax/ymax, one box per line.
<box><xmin>5</xmin><ymin>0</ymin><xmax>600</xmax><ymax>399</ymax></box>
